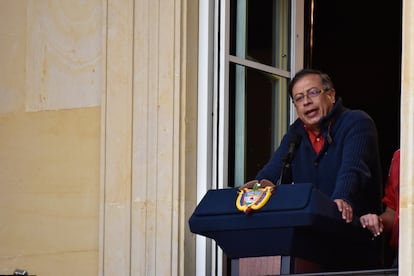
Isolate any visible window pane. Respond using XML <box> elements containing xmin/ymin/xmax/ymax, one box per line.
<box><xmin>230</xmin><ymin>0</ymin><xmax>291</xmax><ymax>70</ymax></box>
<box><xmin>229</xmin><ymin>63</ymin><xmax>290</xmax><ymax>186</ymax></box>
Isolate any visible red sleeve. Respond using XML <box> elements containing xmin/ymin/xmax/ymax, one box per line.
<box><xmin>382</xmin><ymin>150</ymin><xmax>400</xmax><ymax>210</ymax></box>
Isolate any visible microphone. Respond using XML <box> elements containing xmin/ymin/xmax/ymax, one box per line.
<box><xmin>285</xmin><ymin>134</ymin><xmax>302</xmax><ymax>164</ymax></box>
<box><xmin>277</xmin><ymin>134</ymin><xmax>302</xmax><ymax>185</ymax></box>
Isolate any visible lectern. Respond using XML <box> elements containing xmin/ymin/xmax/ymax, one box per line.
<box><xmin>189</xmin><ymin>183</ymin><xmax>382</xmax><ymax>274</ymax></box>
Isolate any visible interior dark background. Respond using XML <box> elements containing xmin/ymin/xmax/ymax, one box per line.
<box><xmin>228</xmin><ymin>0</ymin><xmax>402</xmax><ymax>189</ymax></box>
<box><xmin>304</xmin><ymin>0</ymin><xmax>402</xmax><ymax>182</ymax></box>
<box><xmin>226</xmin><ymin>1</ymin><xmax>402</xmax><ymax>272</ymax></box>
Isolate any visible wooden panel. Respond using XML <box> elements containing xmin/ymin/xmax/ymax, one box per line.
<box><xmin>238</xmin><ymin>256</ymin><xmax>320</xmax><ymax>275</ymax></box>
<box><xmin>239</xmin><ymin>256</ymin><xmax>281</xmax><ymax>276</ymax></box>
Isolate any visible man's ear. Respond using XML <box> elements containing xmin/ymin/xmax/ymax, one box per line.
<box><xmin>329</xmin><ymin>89</ymin><xmax>336</xmax><ymax>103</ymax></box>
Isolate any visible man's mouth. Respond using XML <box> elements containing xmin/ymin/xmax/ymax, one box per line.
<box><xmin>305</xmin><ymin>108</ymin><xmax>318</xmax><ymax>117</ymax></box>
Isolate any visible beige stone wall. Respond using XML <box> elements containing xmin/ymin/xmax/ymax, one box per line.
<box><xmin>9</xmin><ymin>0</ymin><xmax>414</xmax><ymax>275</ymax></box>
<box><xmin>0</xmin><ymin>0</ymin><xmax>197</xmax><ymax>275</ymax></box>
<box><xmin>101</xmin><ymin>0</ymin><xmax>198</xmax><ymax>275</ymax></box>
<box><xmin>0</xmin><ymin>110</ymin><xmax>100</xmax><ymax>275</ymax></box>
<box><xmin>0</xmin><ymin>1</ymin><xmax>102</xmax><ymax>275</ymax></box>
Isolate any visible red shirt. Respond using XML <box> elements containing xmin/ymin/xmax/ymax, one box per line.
<box><xmin>305</xmin><ymin>127</ymin><xmax>324</xmax><ymax>154</ymax></box>
<box><xmin>382</xmin><ymin>149</ymin><xmax>400</xmax><ymax>249</ymax></box>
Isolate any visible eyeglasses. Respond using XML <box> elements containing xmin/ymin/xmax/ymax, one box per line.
<box><xmin>292</xmin><ymin>88</ymin><xmax>329</xmax><ymax>104</ymax></box>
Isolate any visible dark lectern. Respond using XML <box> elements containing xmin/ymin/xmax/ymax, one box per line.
<box><xmin>189</xmin><ymin>183</ymin><xmax>382</xmax><ymax>275</ymax></box>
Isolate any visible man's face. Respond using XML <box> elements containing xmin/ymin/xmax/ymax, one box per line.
<box><xmin>291</xmin><ymin>74</ymin><xmax>336</xmax><ymax>131</ymax></box>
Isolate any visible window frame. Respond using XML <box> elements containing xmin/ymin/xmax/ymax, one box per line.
<box><xmin>196</xmin><ymin>0</ymin><xmax>304</xmax><ymax>274</ymax></box>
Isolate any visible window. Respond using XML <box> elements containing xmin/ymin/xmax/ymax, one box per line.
<box><xmin>227</xmin><ymin>0</ymin><xmax>302</xmax><ymax>186</ymax></box>
<box><xmin>196</xmin><ymin>1</ymin><xmax>303</xmax><ymax>274</ymax></box>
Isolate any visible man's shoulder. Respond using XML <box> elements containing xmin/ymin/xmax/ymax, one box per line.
<box><xmin>340</xmin><ymin>108</ymin><xmax>374</xmax><ymax>122</ymax></box>
<box><xmin>334</xmin><ymin>108</ymin><xmax>377</xmax><ymax>134</ymax></box>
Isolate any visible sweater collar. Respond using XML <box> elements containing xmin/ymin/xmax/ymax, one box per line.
<box><xmin>292</xmin><ymin>97</ymin><xmax>345</xmax><ymax>144</ymax></box>
<box><xmin>318</xmin><ymin>97</ymin><xmax>345</xmax><ymax>128</ymax></box>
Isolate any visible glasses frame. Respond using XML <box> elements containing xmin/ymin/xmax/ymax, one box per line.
<box><xmin>292</xmin><ymin>88</ymin><xmax>330</xmax><ymax>104</ymax></box>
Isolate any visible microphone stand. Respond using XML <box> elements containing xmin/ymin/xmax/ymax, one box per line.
<box><xmin>276</xmin><ymin>154</ymin><xmax>293</xmax><ymax>185</ymax></box>
<box><xmin>277</xmin><ymin>134</ymin><xmax>301</xmax><ymax>186</ymax></box>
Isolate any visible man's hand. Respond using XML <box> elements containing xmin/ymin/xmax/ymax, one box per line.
<box><xmin>334</xmin><ymin>199</ymin><xmax>353</xmax><ymax>223</ymax></box>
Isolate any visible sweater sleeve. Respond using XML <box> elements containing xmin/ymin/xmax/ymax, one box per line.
<box><xmin>331</xmin><ymin>111</ymin><xmax>381</xmax><ymax>207</ymax></box>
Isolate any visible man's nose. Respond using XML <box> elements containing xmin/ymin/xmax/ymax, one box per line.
<box><xmin>303</xmin><ymin>93</ymin><xmax>312</xmax><ymax>104</ymax></box>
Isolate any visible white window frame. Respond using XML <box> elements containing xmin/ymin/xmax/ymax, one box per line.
<box><xmin>196</xmin><ymin>1</ymin><xmax>304</xmax><ymax>275</ymax></box>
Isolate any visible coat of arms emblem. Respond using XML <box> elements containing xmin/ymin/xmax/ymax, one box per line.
<box><xmin>236</xmin><ymin>179</ymin><xmax>275</xmax><ymax>214</ymax></box>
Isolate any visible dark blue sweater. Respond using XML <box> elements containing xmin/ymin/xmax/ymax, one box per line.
<box><xmin>256</xmin><ymin>98</ymin><xmax>383</xmax><ymax>216</ymax></box>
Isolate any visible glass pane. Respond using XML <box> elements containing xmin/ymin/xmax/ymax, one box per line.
<box><xmin>228</xmin><ymin>63</ymin><xmax>290</xmax><ymax>187</ymax></box>
<box><xmin>230</xmin><ymin>0</ymin><xmax>291</xmax><ymax>70</ymax></box>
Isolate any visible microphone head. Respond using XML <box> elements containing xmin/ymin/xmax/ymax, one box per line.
<box><xmin>291</xmin><ymin>133</ymin><xmax>302</xmax><ymax>147</ymax></box>
<box><xmin>288</xmin><ymin>133</ymin><xmax>302</xmax><ymax>153</ymax></box>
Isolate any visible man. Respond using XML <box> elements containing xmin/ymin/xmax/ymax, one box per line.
<box><xmin>255</xmin><ymin>68</ymin><xmax>383</xmax><ymax>222</ymax></box>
